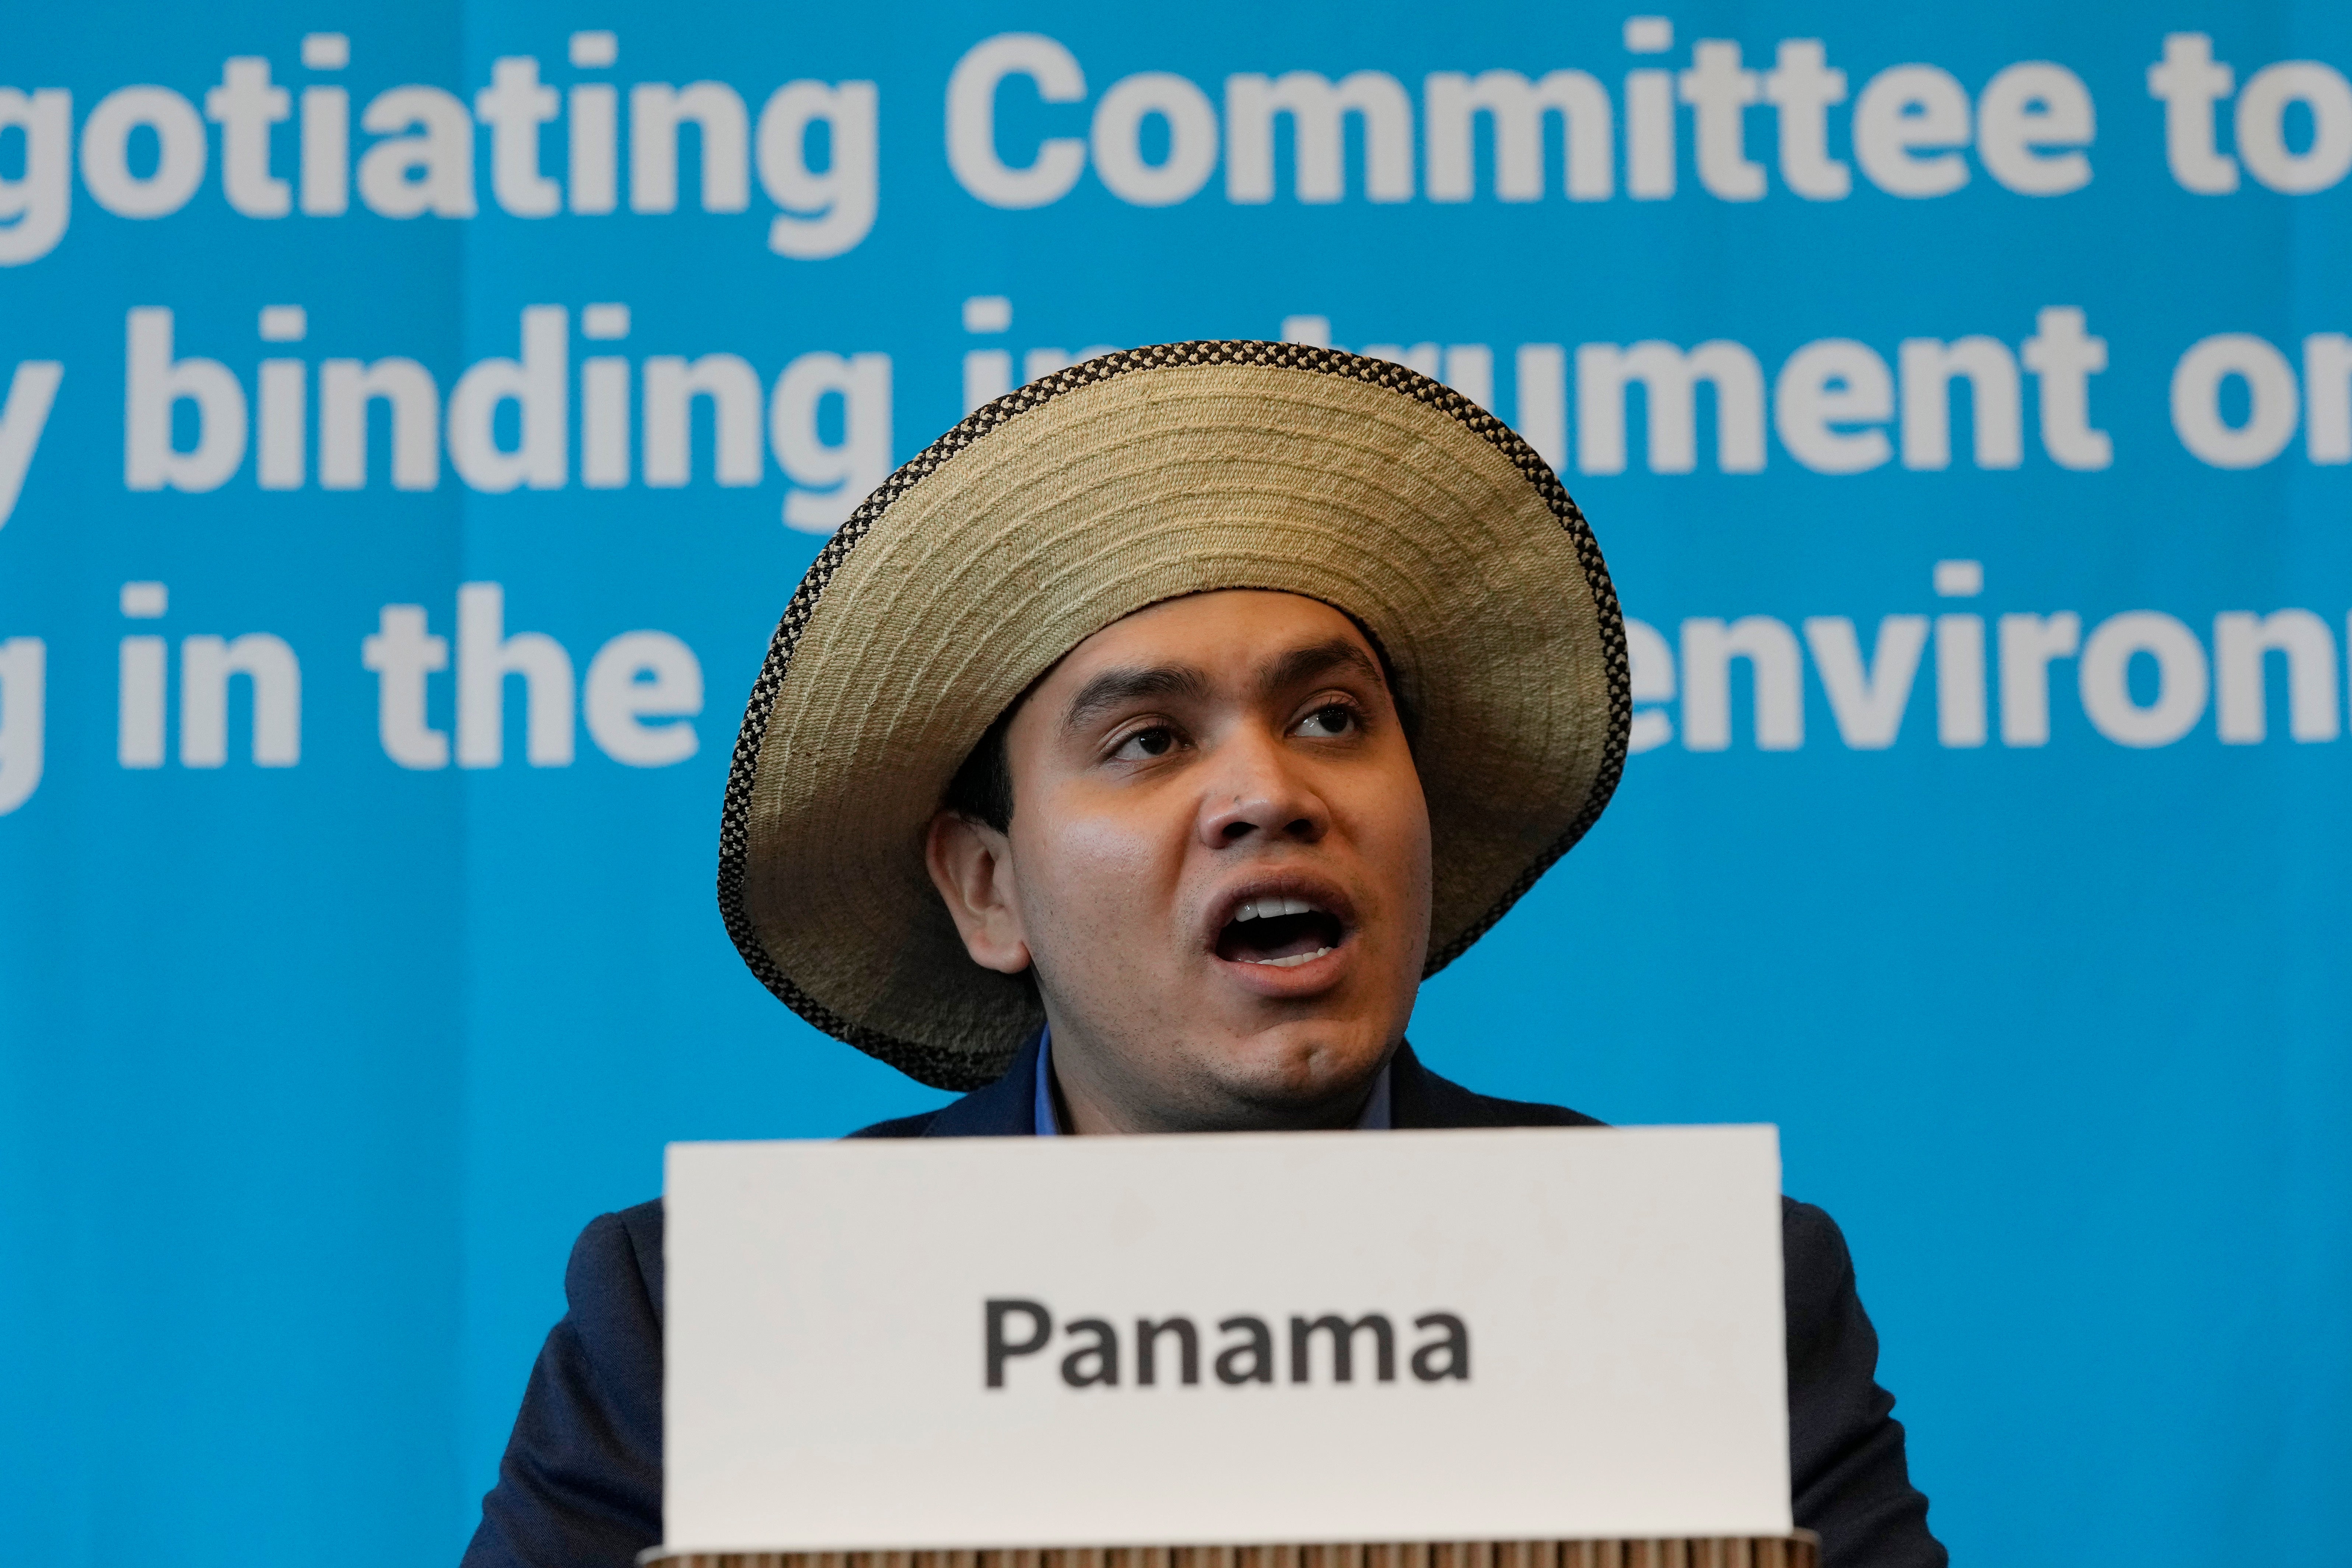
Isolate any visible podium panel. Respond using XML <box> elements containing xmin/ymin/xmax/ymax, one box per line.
<box><xmin>665</xmin><ymin>1129</ymin><xmax>1792</xmax><ymax>1552</ymax></box>
<box><xmin>642</xmin><ymin>1537</ymin><xmax>1820</xmax><ymax>1568</ymax></box>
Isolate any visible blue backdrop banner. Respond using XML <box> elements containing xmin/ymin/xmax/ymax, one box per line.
<box><xmin>3</xmin><ymin>4</ymin><xmax>2347</xmax><ymax>1565</ymax></box>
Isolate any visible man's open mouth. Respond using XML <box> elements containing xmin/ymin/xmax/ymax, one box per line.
<box><xmin>1214</xmin><ymin>895</ymin><xmax>1347</xmax><ymax>968</ymax></box>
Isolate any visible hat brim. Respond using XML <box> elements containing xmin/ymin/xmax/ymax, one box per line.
<box><xmin>718</xmin><ymin>342</ymin><xmax>1630</xmax><ymax>1091</ymax></box>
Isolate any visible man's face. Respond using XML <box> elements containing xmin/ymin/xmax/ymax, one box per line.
<box><xmin>925</xmin><ymin>590</ymin><xmax>1432</xmax><ymax>1132</ymax></box>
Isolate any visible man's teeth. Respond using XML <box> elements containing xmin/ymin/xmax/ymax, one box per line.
<box><xmin>1228</xmin><ymin>896</ymin><xmax>1335</xmax><ymax>966</ymax></box>
<box><xmin>1234</xmin><ymin>895</ymin><xmax>1321</xmax><ymax>923</ymax></box>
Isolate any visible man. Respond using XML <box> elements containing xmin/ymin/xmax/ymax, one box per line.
<box><xmin>464</xmin><ymin>343</ymin><xmax>1945</xmax><ymax>1567</ymax></box>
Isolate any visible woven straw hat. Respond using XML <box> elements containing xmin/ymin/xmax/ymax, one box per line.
<box><xmin>718</xmin><ymin>342</ymin><xmax>1629</xmax><ymax>1091</ymax></box>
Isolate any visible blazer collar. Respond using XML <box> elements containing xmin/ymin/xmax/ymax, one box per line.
<box><xmin>919</xmin><ymin>1030</ymin><xmax>1044</xmax><ymax>1137</ymax></box>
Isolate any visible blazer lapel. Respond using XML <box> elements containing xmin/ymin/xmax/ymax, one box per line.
<box><xmin>919</xmin><ymin>1031</ymin><xmax>1043</xmax><ymax>1137</ymax></box>
<box><xmin>1389</xmin><ymin>1041</ymin><xmax>1477</xmax><ymax>1128</ymax></box>
<box><xmin>1389</xmin><ymin>1042</ymin><xmax>1606</xmax><ymax>1130</ymax></box>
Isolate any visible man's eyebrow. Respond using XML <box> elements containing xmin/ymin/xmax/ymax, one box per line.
<box><xmin>1060</xmin><ymin>662</ymin><xmax>1215</xmax><ymax>733</ymax></box>
<box><xmin>1260</xmin><ymin>638</ymin><xmax>1386</xmax><ymax>700</ymax></box>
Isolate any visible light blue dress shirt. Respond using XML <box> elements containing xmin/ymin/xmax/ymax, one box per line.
<box><xmin>1032</xmin><ymin>1023</ymin><xmax>1393</xmax><ymax>1134</ymax></box>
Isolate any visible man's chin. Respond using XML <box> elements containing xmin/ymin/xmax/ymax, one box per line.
<box><xmin>1183</xmin><ymin>1018</ymin><xmax>1394</xmax><ymax>1124</ymax></box>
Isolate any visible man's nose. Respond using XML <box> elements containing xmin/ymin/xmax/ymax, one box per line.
<box><xmin>1196</xmin><ymin>727</ymin><xmax>1330</xmax><ymax>848</ymax></box>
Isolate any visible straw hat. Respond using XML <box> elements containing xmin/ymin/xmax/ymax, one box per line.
<box><xmin>718</xmin><ymin>342</ymin><xmax>1630</xmax><ymax>1091</ymax></box>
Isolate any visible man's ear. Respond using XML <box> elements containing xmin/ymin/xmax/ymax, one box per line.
<box><xmin>923</xmin><ymin>811</ymin><xmax>1032</xmax><ymax>974</ymax></box>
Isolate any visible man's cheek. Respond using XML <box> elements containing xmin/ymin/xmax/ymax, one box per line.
<box><xmin>1052</xmin><ymin>806</ymin><xmax>1186</xmax><ymax>906</ymax></box>
<box><xmin>1340</xmin><ymin>790</ymin><xmax>1430</xmax><ymax>895</ymax></box>
<box><xmin>1039</xmin><ymin>817</ymin><xmax>1184</xmax><ymax>958</ymax></box>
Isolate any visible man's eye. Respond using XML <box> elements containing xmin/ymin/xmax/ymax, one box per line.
<box><xmin>1116</xmin><ymin>726</ymin><xmax>1178</xmax><ymax>759</ymax></box>
<box><xmin>1296</xmin><ymin>705</ymin><xmax>1358</xmax><ymax>738</ymax></box>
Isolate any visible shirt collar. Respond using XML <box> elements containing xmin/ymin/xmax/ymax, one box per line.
<box><xmin>1032</xmin><ymin>1023</ymin><xmax>1393</xmax><ymax>1134</ymax></box>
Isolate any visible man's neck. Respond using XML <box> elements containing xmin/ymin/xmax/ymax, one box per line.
<box><xmin>1037</xmin><ymin>1024</ymin><xmax>1394</xmax><ymax>1135</ymax></box>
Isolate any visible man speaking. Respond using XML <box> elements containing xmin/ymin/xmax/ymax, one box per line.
<box><xmin>462</xmin><ymin>343</ymin><xmax>1945</xmax><ymax>1568</ymax></box>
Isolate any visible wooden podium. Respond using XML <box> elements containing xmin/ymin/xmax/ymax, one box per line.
<box><xmin>644</xmin><ymin>1539</ymin><xmax>1820</xmax><ymax>1568</ymax></box>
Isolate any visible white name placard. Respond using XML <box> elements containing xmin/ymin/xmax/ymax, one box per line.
<box><xmin>664</xmin><ymin>1125</ymin><xmax>1789</xmax><ymax>1553</ymax></box>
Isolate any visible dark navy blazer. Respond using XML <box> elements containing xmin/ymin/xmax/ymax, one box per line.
<box><xmin>461</xmin><ymin>1040</ymin><xmax>1946</xmax><ymax>1568</ymax></box>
